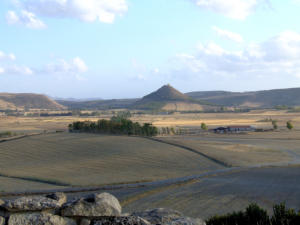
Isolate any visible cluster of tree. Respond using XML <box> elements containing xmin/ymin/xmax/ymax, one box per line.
<box><xmin>206</xmin><ymin>203</ymin><xmax>300</xmax><ymax>225</ymax></box>
<box><xmin>201</xmin><ymin>123</ymin><xmax>208</xmax><ymax>130</ymax></box>
<box><xmin>271</xmin><ymin>120</ymin><xmax>294</xmax><ymax>130</ymax></box>
<box><xmin>287</xmin><ymin>121</ymin><xmax>293</xmax><ymax>130</ymax></box>
<box><xmin>1</xmin><ymin>110</ymin><xmax>24</xmax><ymax>116</ymax></box>
<box><xmin>25</xmin><ymin>112</ymin><xmax>73</xmax><ymax>117</ymax></box>
<box><xmin>40</xmin><ymin>112</ymin><xmax>73</xmax><ymax>117</ymax></box>
<box><xmin>159</xmin><ymin>127</ymin><xmax>176</xmax><ymax>135</ymax></box>
<box><xmin>275</xmin><ymin>105</ymin><xmax>292</xmax><ymax>110</ymax></box>
<box><xmin>68</xmin><ymin>116</ymin><xmax>158</xmax><ymax>137</ymax></box>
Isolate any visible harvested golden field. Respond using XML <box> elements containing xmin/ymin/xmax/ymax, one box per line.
<box><xmin>1</xmin><ymin>110</ymin><xmax>300</xmax><ymax>135</ymax></box>
<box><xmin>158</xmin><ymin>132</ymin><xmax>300</xmax><ymax>167</ymax></box>
<box><xmin>0</xmin><ymin>133</ymin><xmax>223</xmax><ymax>190</ymax></box>
<box><xmin>121</xmin><ymin>167</ymin><xmax>300</xmax><ymax>219</ymax></box>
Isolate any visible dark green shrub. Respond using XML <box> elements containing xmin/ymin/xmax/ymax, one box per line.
<box><xmin>271</xmin><ymin>203</ymin><xmax>300</xmax><ymax>225</ymax></box>
<box><xmin>206</xmin><ymin>203</ymin><xmax>300</xmax><ymax>225</ymax></box>
<box><xmin>245</xmin><ymin>203</ymin><xmax>270</xmax><ymax>225</ymax></box>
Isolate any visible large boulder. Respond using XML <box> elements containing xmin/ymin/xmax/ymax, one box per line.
<box><xmin>3</xmin><ymin>193</ymin><xmax>67</xmax><ymax>212</ymax></box>
<box><xmin>132</xmin><ymin>208</ymin><xmax>205</xmax><ymax>225</ymax></box>
<box><xmin>0</xmin><ymin>199</ymin><xmax>7</xmax><ymax>217</ymax></box>
<box><xmin>93</xmin><ymin>216</ymin><xmax>151</xmax><ymax>225</ymax></box>
<box><xmin>165</xmin><ymin>217</ymin><xmax>206</xmax><ymax>225</ymax></box>
<box><xmin>132</xmin><ymin>208</ymin><xmax>183</xmax><ymax>224</ymax></box>
<box><xmin>8</xmin><ymin>212</ymin><xmax>76</xmax><ymax>225</ymax></box>
<box><xmin>62</xmin><ymin>193</ymin><xmax>121</xmax><ymax>217</ymax></box>
<box><xmin>0</xmin><ymin>216</ymin><xmax>5</xmax><ymax>225</ymax></box>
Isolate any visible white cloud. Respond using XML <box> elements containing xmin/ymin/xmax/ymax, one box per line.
<box><xmin>0</xmin><ymin>50</ymin><xmax>34</xmax><ymax>75</ymax></box>
<box><xmin>15</xmin><ymin>0</ymin><xmax>128</xmax><ymax>24</ymax></box>
<box><xmin>0</xmin><ymin>51</ymin><xmax>16</xmax><ymax>61</ymax></box>
<box><xmin>212</xmin><ymin>26</ymin><xmax>244</xmax><ymax>43</ymax></box>
<box><xmin>174</xmin><ymin>31</ymin><xmax>300</xmax><ymax>79</ymax></box>
<box><xmin>6</xmin><ymin>10</ymin><xmax>46</xmax><ymax>29</ymax></box>
<box><xmin>73</xmin><ymin>57</ymin><xmax>88</xmax><ymax>73</ymax></box>
<box><xmin>0</xmin><ymin>50</ymin><xmax>88</xmax><ymax>77</ymax></box>
<box><xmin>191</xmin><ymin>0</ymin><xmax>265</xmax><ymax>20</ymax></box>
<box><xmin>45</xmin><ymin>57</ymin><xmax>88</xmax><ymax>75</ymax></box>
<box><xmin>153</xmin><ymin>68</ymin><xmax>160</xmax><ymax>74</ymax></box>
<box><xmin>6</xmin><ymin>65</ymin><xmax>34</xmax><ymax>75</ymax></box>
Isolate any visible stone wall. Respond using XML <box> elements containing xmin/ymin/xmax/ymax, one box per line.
<box><xmin>0</xmin><ymin>192</ymin><xmax>205</xmax><ymax>225</ymax></box>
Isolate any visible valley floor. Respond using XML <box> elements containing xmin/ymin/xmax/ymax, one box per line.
<box><xmin>0</xmin><ymin>130</ymin><xmax>300</xmax><ymax>219</ymax></box>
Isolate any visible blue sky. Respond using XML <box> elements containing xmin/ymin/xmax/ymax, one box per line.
<box><xmin>1</xmin><ymin>0</ymin><xmax>300</xmax><ymax>99</ymax></box>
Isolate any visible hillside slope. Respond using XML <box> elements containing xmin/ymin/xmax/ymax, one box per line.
<box><xmin>57</xmin><ymin>98</ymin><xmax>138</xmax><ymax>110</ymax></box>
<box><xmin>133</xmin><ymin>84</ymin><xmax>216</xmax><ymax>111</ymax></box>
<box><xmin>186</xmin><ymin>87</ymin><xmax>300</xmax><ymax>108</ymax></box>
<box><xmin>0</xmin><ymin>93</ymin><xmax>65</xmax><ymax>110</ymax></box>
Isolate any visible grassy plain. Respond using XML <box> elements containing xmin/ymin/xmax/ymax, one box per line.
<box><xmin>1</xmin><ymin>109</ymin><xmax>300</xmax><ymax>134</ymax></box>
<box><xmin>0</xmin><ymin>133</ymin><xmax>223</xmax><ymax>190</ymax></box>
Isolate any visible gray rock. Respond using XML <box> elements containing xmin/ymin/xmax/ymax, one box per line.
<box><xmin>132</xmin><ymin>208</ymin><xmax>206</xmax><ymax>225</ymax></box>
<box><xmin>8</xmin><ymin>212</ymin><xmax>76</xmax><ymax>225</ymax></box>
<box><xmin>93</xmin><ymin>216</ymin><xmax>151</xmax><ymax>225</ymax></box>
<box><xmin>165</xmin><ymin>217</ymin><xmax>206</xmax><ymax>225</ymax></box>
<box><xmin>0</xmin><ymin>216</ymin><xmax>5</xmax><ymax>225</ymax></box>
<box><xmin>62</xmin><ymin>192</ymin><xmax>121</xmax><ymax>217</ymax></box>
<box><xmin>132</xmin><ymin>208</ymin><xmax>183</xmax><ymax>224</ymax></box>
<box><xmin>46</xmin><ymin>192</ymin><xmax>67</xmax><ymax>206</ymax></box>
<box><xmin>80</xmin><ymin>218</ymin><xmax>91</xmax><ymax>225</ymax></box>
<box><xmin>4</xmin><ymin>192</ymin><xmax>67</xmax><ymax>212</ymax></box>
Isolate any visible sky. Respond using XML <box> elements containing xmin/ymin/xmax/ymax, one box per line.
<box><xmin>1</xmin><ymin>0</ymin><xmax>300</xmax><ymax>99</ymax></box>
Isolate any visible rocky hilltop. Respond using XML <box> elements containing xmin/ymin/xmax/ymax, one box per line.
<box><xmin>0</xmin><ymin>192</ymin><xmax>205</xmax><ymax>225</ymax></box>
<box><xmin>133</xmin><ymin>85</ymin><xmax>215</xmax><ymax>111</ymax></box>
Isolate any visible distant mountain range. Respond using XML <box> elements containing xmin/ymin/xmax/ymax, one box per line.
<box><xmin>186</xmin><ymin>87</ymin><xmax>300</xmax><ymax>108</ymax></box>
<box><xmin>1</xmin><ymin>86</ymin><xmax>300</xmax><ymax>111</ymax></box>
<box><xmin>57</xmin><ymin>98</ymin><xmax>138</xmax><ymax>110</ymax></box>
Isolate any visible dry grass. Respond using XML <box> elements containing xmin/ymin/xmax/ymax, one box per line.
<box><xmin>158</xmin><ymin>135</ymin><xmax>294</xmax><ymax>167</ymax></box>
<box><xmin>0</xmin><ymin>133</ymin><xmax>223</xmax><ymax>190</ymax></box>
<box><xmin>122</xmin><ymin>167</ymin><xmax>300</xmax><ymax>219</ymax></box>
<box><xmin>0</xmin><ymin>176</ymin><xmax>64</xmax><ymax>193</ymax></box>
<box><xmin>1</xmin><ymin>110</ymin><xmax>300</xmax><ymax>134</ymax></box>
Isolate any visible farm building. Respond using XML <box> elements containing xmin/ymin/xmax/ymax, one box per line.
<box><xmin>214</xmin><ymin>126</ymin><xmax>255</xmax><ymax>133</ymax></box>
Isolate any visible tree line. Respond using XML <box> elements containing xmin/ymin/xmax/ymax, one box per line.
<box><xmin>206</xmin><ymin>203</ymin><xmax>300</xmax><ymax>225</ymax></box>
<box><xmin>68</xmin><ymin>116</ymin><xmax>158</xmax><ymax>137</ymax></box>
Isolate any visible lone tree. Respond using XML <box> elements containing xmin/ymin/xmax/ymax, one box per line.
<box><xmin>201</xmin><ymin>123</ymin><xmax>208</xmax><ymax>131</ymax></box>
<box><xmin>287</xmin><ymin>121</ymin><xmax>293</xmax><ymax>130</ymax></box>
<box><xmin>272</xmin><ymin>120</ymin><xmax>278</xmax><ymax>130</ymax></box>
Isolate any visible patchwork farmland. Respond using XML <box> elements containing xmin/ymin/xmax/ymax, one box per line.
<box><xmin>0</xmin><ymin>110</ymin><xmax>300</xmax><ymax>220</ymax></box>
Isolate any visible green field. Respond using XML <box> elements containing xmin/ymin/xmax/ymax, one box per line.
<box><xmin>0</xmin><ymin>133</ymin><xmax>223</xmax><ymax>190</ymax></box>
